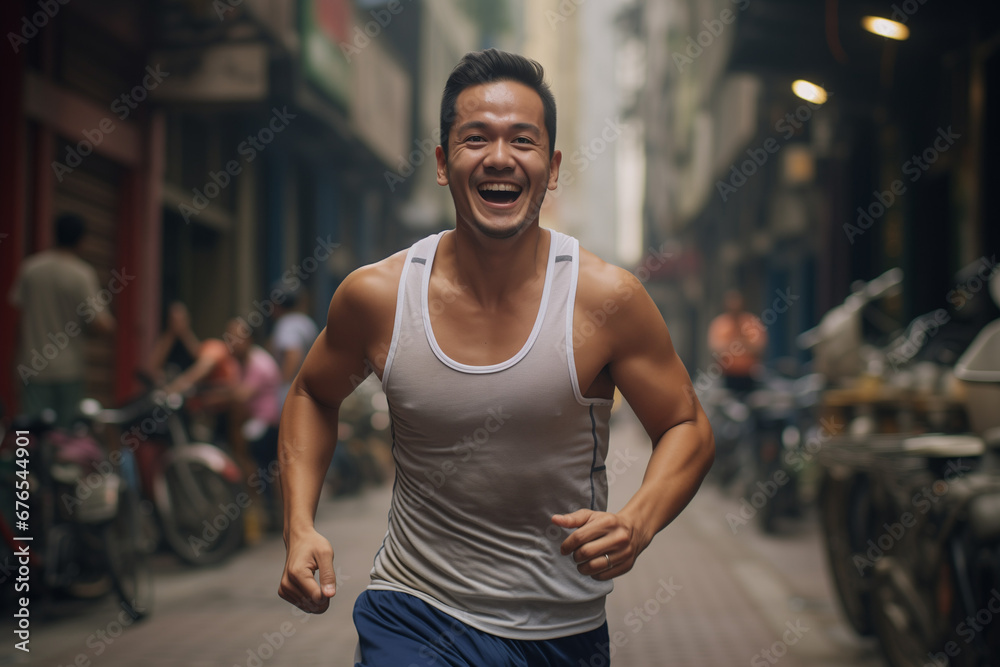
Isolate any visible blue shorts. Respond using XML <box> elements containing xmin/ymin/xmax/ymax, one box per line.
<box><xmin>353</xmin><ymin>590</ymin><xmax>611</xmax><ymax>667</ymax></box>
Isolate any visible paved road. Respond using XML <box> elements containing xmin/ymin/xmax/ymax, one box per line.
<box><xmin>6</xmin><ymin>406</ymin><xmax>885</xmax><ymax>666</ymax></box>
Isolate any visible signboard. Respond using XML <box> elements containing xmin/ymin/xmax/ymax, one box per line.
<box><xmin>150</xmin><ymin>43</ymin><xmax>269</xmax><ymax>103</ymax></box>
<box><xmin>351</xmin><ymin>38</ymin><xmax>411</xmax><ymax>168</ymax></box>
<box><xmin>300</xmin><ymin>0</ymin><xmax>353</xmax><ymax>109</ymax></box>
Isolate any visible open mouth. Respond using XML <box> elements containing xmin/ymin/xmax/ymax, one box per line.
<box><xmin>477</xmin><ymin>182</ymin><xmax>523</xmax><ymax>206</ymax></box>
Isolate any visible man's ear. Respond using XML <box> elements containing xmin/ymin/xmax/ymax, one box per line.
<box><xmin>436</xmin><ymin>145</ymin><xmax>449</xmax><ymax>186</ymax></box>
<box><xmin>547</xmin><ymin>149</ymin><xmax>563</xmax><ymax>191</ymax></box>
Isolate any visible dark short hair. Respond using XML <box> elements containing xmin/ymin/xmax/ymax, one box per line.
<box><xmin>271</xmin><ymin>280</ymin><xmax>301</xmax><ymax>308</ymax></box>
<box><xmin>439</xmin><ymin>49</ymin><xmax>557</xmax><ymax>161</ymax></box>
<box><xmin>55</xmin><ymin>214</ymin><xmax>86</xmax><ymax>248</ymax></box>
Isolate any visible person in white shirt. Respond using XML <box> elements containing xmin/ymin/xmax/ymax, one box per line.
<box><xmin>270</xmin><ymin>286</ymin><xmax>319</xmax><ymax>406</ymax></box>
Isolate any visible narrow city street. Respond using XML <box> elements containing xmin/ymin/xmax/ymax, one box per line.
<box><xmin>8</xmin><ymin>405</ymin><xmax>887</xmax><ymax>667</ymax></box>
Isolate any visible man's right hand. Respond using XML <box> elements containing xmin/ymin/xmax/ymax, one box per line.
<box><xmin>279</xmin><ymin>529</ymin><xmax>338</xmax><ymax>614</ymax></box>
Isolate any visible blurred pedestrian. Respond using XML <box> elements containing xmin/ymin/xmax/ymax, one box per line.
<box><xmin>9</xmin><ymin>213</ymin><xmax>116</xmax><ymax>426</ymax></box>
<box><xmin>162</xmin><ymin>317</ymin><xmax>240</xmax><ymax>442</ymax></box>
<box><xmin>708</xmin><ymin>289</ymin><xmax>768</xmax><ymax>394</ymax></box>
<box><xmin>226</xmin><ymin>319</ymin><xmax>283</xmax><ymax>531</ymax></box>
<box><xmin>270</xmin><ymin>286</ymin><xmax>318</xmax><ymax>407</ymax></box>
<box><xmin>148</xmin><ymin>301</ymin><xmax>202</xmax><ymax>383</ymax></box>
<box><xmin>279</xmin><ymin>49</ymin><xmax>714</xmax><ymax>666</ymax></box>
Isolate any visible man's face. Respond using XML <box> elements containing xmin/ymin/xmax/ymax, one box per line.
<box><xmin>226</xmin><ymin>321</ymin><xmax>250</xmax><ymax>359</ymax></box>
<box><xmin>436</xmin><ymin>80</ymin><xmax>561</xmax><ymax>240</ymax></box>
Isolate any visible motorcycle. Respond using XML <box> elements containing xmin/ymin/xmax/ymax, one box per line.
<box><xmin>866</xmin><ymin>294</ymin><xmax>1000</xmax><ymax>667</ymax></box>
<box><xmin>802</xmin><ymin>267</ymin><xmax>907</xmax><ymax>636</ymax></box>
<box><xmin>814</xmin><ymin>267</ymin><xmax>1000</xmax><ymax>665</ymax></box>
<box><xmin>695</xmin><ymin>371</ymin><xmax>754</xmax><ymax>491</ymax></box>
<box><xmin>746</xmin><ymin>361</ymin><xmax>826</xmax><ymax>533</ymax></box>
<box><xmin>0</xmin><ymin>405</ymin><xmax>152</xmax><ymax>619</ymax></box>
<box><xmin>85</xmin><ymin>387</ymin><xmax>247</xmax><ymax>566</ymax></box>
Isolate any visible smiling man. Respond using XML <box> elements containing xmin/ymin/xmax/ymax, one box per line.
<box><xmin>277</xmin><ymin>49</ymin><xmax>715</xmax><ymax>666</ymax></box>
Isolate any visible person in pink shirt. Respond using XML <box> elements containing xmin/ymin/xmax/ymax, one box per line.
<box><xmin>226</xmin><ymin>319</ymin><xmax>283</xmax><ymax>530</ymax></box>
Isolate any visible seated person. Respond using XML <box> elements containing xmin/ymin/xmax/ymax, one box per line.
<box><xmin>157</xmin><ymin>308</ymin><xmax>240</xmax><ymax>441</ymax></box>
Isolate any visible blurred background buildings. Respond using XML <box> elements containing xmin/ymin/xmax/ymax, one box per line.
<box><xmin>1</xmin><ymin>0</ymin><xmax>998</xmax><ymax>410</ymax></box>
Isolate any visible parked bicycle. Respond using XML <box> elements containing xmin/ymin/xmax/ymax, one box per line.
<box><xmin>813</xmin><ymin>267</ymin><xmax>1000</xmax><ymax>665</ymax></box>
<box><xmin>85</xmin><ymin>384</ymin><xmax>247</xmax><ymax>567</ymax></box>
<box><xmin>0</xmin><ymin>406</ymin><xmax>152</xmax><ymax>619</ymax></box>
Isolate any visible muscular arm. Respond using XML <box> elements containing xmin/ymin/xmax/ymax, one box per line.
<box><xmin>163</xmin><ymin>347</ymin><xmax>223</xmax><ymax>396</ymax></box>
<box><xmin>609</xmin><ymin>272</ymin><xmax>714</xmax><ymax>541</ymax></box>
<box><xmin>278</xmin><ymin>254</ymin><xmax>402</xmax><ymax>613</ymax></box>
<box><xmin>556</xmin><ymin>262</ymin><xmax>715</xmax><ymax>579</ymax></box>
<box><xmin>147</xmin><ymin>330</ymin><xmax>177</xmax><ymax>381</ymax></box>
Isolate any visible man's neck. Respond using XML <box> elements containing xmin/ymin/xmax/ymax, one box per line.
<box><xmin>442</xmin><ymin>223</ymin><xmax>548</xmax><ymax>308</ymax></box>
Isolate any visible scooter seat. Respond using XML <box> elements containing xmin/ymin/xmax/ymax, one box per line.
<box><xmin>902</xmin><ymin>434</ymin><xmax>985</xmax><ymax>458</ymax></box>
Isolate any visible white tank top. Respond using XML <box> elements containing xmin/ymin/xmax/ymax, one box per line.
<box><xmin>369</xmin><ymin>229</ymin><xmax>614</xmax><ymax>640</ymax></box>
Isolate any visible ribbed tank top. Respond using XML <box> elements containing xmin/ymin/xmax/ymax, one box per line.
<box><xmin>369</xmin><ymin>229</ymin><xmax>615</xmax><ymax>640</ymax></box>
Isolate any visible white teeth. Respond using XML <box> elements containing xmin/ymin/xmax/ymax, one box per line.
<box><xmin>478</xmin><ymin>183</ymin><xmax>522</xmax><ymax>192</ymax></box>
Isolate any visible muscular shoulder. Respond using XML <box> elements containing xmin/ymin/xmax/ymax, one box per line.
<box><xmin>326</xmin><ymin>248</ymin><xmax>407</xmax><ymax>337</ymax></box>
<box><xmin>576</xmin><ymin>247</ymin><xmax>645</xmax><ymax>311</ymax></box>
<box><xmin>576</xmin><ymin>246</ymin><xmax>665</xmax><ymax>356</ymax></box>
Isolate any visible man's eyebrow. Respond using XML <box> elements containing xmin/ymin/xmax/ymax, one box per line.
<box><xmin>510</xmin><ymin>122</ymin><xmax>541</xmax><ymax>136</ymax></box>
<box><xmin>454</xmin><ymin>121</ymin><xmax>542</xmax><ymax>136</ymax></box>
<box><xmin>456</xmin><ymin>120</ymin><xmax>489</xmax><ymax>134</ymax></box>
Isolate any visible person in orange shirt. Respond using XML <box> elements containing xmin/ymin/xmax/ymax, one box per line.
<box><xmin>154</xmin><ymin>305</ymin><xmax>240</xmax><ymax>442</ymax></box>
<box><xmin>707</xmin><ymin>290</ymin><xmax>768</xmax><ymax>394</ymax></box>
<box><xmin>153</xmin><ymin>302</ymin><xmax>240</xmax><ymax>401</ymax></box>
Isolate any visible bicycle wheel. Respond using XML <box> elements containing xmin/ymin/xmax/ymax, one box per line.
<box><xmin>157</xmin><ymin>459</ymin><xmax>245</xmax><ymax>566</ymax></box>
<box><xmin>819</xmin><ymin>471</ymin><xmax>876</xmax><ymax>636</ymax></box>
<box><xmin>104</xmin><ymin>479</ymin><xmax>153</xmax><ymax>620</ymax></box>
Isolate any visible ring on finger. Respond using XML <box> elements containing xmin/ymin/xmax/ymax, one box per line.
<box><xmin>603</xmin><ymin>553</ymin><xmax>612</xmax><ymax>571</ymax></box>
